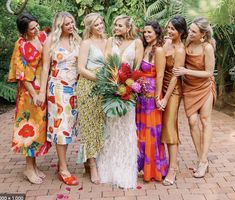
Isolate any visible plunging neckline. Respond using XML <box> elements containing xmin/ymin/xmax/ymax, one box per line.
<box><xmin>91</xmin><ymin>43</ymin><xmax>105</xmax><ymax>57</ymax></box>
<box><xmin>115</xmin><ymin>40</ymin><xmax>135</xmax><ymax>58</ymax></box>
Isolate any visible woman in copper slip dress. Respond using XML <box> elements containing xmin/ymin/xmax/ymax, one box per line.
<box><xmin>173</xmin><ymin>17</ymin><xmax>216</xmax><ymax>178</ymax></box>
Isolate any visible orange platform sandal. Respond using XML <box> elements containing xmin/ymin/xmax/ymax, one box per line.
<box><xmin>58</xmin><ymin>173</ymin><xmax>79</xmax><ymax>186</ymax></box>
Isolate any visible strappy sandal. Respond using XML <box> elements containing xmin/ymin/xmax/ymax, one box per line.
<box><xmin>58</xmin><ymin>173</ymin><xmax>79</xmax><ymax>186</ymax></box>
<box><xmin>88</xmin><ymin>161</ymin><xmax>100</xmax><ymax>184</ymax></box>
<box><xmin>162</xmin><ymin>167</ymin><xmax>178</xmax><ymax>186</ymax></box>
<box><xmin>23</xmin><ymin>170</ymin><xmax>43</xmax><ymax>184</ymax></box>
<box><xmin>35</xmin><ymin>167</ymin><xmax>46</xmax><ymax>179</ymax></box>
<box><xmin>193</xmin><ymin>161</ymin><xmax>209</xmax><ymax>178</ymax></box>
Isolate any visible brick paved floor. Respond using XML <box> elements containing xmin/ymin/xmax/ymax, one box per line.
<box><xmin>0</xmin><ymin>105</ymin><xmax>235</xmax><ymax>200</ymax></box>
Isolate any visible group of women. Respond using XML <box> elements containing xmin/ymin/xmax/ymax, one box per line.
<box><xmin>8</xmin><ymin>10</ymin><xmax>216</xmax><ymax>189</ymax></box>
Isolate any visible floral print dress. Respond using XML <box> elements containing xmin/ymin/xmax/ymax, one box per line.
<box><xmin>8</xmin><ymin>32</ymin><xmax>51</xmax><ymax>157</ymax></box>
<box><xmin>47</xmin><ymin>46</ymin><xmax>79</xmax><ymax>145</ymax></box>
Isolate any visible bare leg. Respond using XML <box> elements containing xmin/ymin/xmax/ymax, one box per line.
<box><xmin>88</xmin><ymin>158</ymin><xmax>100</xmax><ymax>184</ymax></box>
<box><xmin>162</xmin><ymin>144</ymin><xmax>178</xmax><ymax>185</ymax></box>
<box><xmin>188</xmin><ymin>113</ymin><xmax>202</xmax><ymax>159</ymax></box>
<box><xmin>32</xmin><ymin>158</ymin><xmax>46</xmax><ymax>178</ymax></box>
<box><xmin>199</xmin><ymin>93</ymin><xmax>213</xmax><ymax>162</ymax></box>
<box><xmin>56</xmin><ymin>144</ymin><xmax>70</xmax><ymax>177</ymax></box>
<box><xmin>24</xmin><ymin>156</ymin><xmax>42</xmax><ymax>184</ymax></box>
<box><xmin>168</xmin><ymin>144</ymin><xmax>178</xmax><ymax>169</ymax></box>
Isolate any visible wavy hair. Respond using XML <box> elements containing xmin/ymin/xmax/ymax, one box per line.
<box><xmin>143</xmin><ymin>21</ymin><xmax>163</xmax><ymax>62</ymax></box>
<box><xmin>113</xmin><ymin>15</ymin><xmax>137</xmax><ymax>40</ymax></box>
<box><xmin>190</xmin><ymin>17</ymin><xmax>216</xmax><ymax>49</ymax></box>
<box><xmin>83</xmin><ymin>13</ymin><xmax>105</xmax><ymax>39</ymax></box>
<box><xmin>50</xmin><ymin>11</ymin><xmax>81</xmax><ymax>53</ymax></box>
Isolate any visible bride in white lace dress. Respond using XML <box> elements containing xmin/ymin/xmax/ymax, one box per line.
<box><xmin>97</xmin><ymin>15</ymin><xmax>144</xmax><ymax>189</ymax></box>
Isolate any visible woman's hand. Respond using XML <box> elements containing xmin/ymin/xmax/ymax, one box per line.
<box><xmin>155</xmin><ymin>98</ymin><xmax>164</xmax><ymax>111</ymax></box>
<box><xmin>32</xmin><ymin>94</ymin><xmax>39</xmax><ymax>106</ymax></box>
<box><xmin>159</xmin><ymin>98</ymin><xmax>167</xmax><ymax>110</ymax></box>
<box><xmin>36</xmin><ymin>92</ymin><xmax>46</xmax><ymax>107</ymax></box>
<box><xmin>173</xmin><ymin>67</ymin><xmax>187</xmax><ymax>77</ymax></box>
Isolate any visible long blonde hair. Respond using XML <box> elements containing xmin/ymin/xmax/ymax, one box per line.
<box><xmin>50</xmin><ymin>11</ymin><xmax>81</xmax><ymax>53</ymax></box>
<box><xmin>83</xmin><ymin>13</ymin><xmax>106</xmax><ymax>39</ymax></box>
<box><xmin>191</xmin><ymin>17</ymin><xmax>216</xmax><ymax>50</ymax></box>
<box><xmin>113</xmin><ymin>15</ymin><xmax>137</xmax><ymax>40</ymax></box>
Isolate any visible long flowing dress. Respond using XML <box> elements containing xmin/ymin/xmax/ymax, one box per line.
<box><xmin>136</xmin><ymin>60</ymin><xmax>168</xmax><ymax>182</ymax></box>
<box><xmin>183</xmin><ymin>44</ymin><xmax>216</xmax><ymax>117</ymax></box>
<box><xmin>47</xmin><ymin>46</ymin><xmax>79</xmax><ymax>144</ymax></box>
<box><xmin>77</xmin><ymin>44</ymin><xmax>105</xmax><ymax>163</ymax></box>
<box><xmin>8</xmin><ymin>31</ymin><xmax>51</xmax><ymax>157</ymax></box>
<box><xmin>97</xmin><ymin>40</ymin><xmax>138</xmax><ymax>189</ymax></box>
<box><xmin>161</xmin><ymin>55</ymin><xmax>182</xmax><ymax>144</ymax></box>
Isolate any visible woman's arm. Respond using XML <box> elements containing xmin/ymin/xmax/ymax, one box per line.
<box><xmin>155</xmin><ymin>47</ymin><xmax>166</xmax><ymax>109</ymax></box>
<box><xmin>22</xmin><ymin>81</ymin><xmax>38</xmax><ymax>106</ymax></box>
<box><xmin>135</xmin><ymin>39</ymin><xmax>144</xmax><ymax>68</ymax></box>
<box><xmin>160</xmin><ymin>47</ymin><xmax>185</xmax><ymax>108</ymax></box>
<box><xmin>37</xmin><ymin>36</ymin><xmax>51</xmax><ymax>106</ymax></box>
<box><xmin>104</xmin><ymin>37</ymin><xmax>113</xmax><ymax>59</ymax></box>
<box><xmin>77</xmin><ymin>40</ymin><xmax>96</xmax><ymax>81</ymax></box>
<box><xmin>173</xmin><ymin>43</ymin><xmax>215</xmax><ymax>77</ymax></box>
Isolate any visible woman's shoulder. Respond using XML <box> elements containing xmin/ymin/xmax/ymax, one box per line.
<box><xmin>175</xmin><ymin>44</ymin><xmax>185</xmax><ymax>54</ymax></box>
<box><xmin>204</xmin><ymin>42</ymin><xmax>214</xmax><ymax>52</ymax></box>
<box><xmin>80</xmin><ymin>39</ymin><xmax>94</xmax><ymax>47</ymax></box>
<box><xmin>134</xmin><ymin>38</ymin><xmax>142</xmax><ymax>45</ymax></box>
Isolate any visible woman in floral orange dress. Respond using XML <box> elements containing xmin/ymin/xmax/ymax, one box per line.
<box><xmin>8</xmin><ymin>13</ymin><xmax>51</xmax><ymax>184</ymax></box>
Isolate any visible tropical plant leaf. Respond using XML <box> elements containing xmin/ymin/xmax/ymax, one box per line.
<box><xmin>0</xmin><ymin>81</ymin><xmax>16</xmax><ymax>102</ymax></box>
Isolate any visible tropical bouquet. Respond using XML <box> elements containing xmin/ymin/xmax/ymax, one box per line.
<box><xmin>91</xmin><ymin>54</ymin><xmax>145</xmax><ymax>118</ymax></box>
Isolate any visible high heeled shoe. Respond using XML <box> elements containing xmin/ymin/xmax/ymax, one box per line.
<box><xmin>162</xmin><ymin>167</ymin><xmax>178</xmax><ymax>186</ymax></box>
<box><xmin>193</xmin><ymin>161</ymin><xmax>209</xmax><ymax>178</ymax></box>
<box><xmin>58</xmin><ymin>173</ymin><xmax>79</xmax><ymax>186</ymax></box>
<box><xmin>88</xmin><ymin>161</ymin><xmax>100</xmax><ymax>184</ymax></box>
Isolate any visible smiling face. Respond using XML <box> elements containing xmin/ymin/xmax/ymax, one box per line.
<box><xmin>167</xmin><ymin>22</ymin><xmax>180</xmax><ymax>41</ymax></box>
<box><xmin>62</xmin><ymin>16</ymin><xmax>74</xmax><ymax>35</ymax></box>
<box><xmin>143</xmin><ymin>25</ymin><xmax>157</xmax><ymax>44</ymax></box>
<box><xmin>188</xmin><ymin>23</ymin><xmax>205</xmax><ymax>42</ymax></box>
<box><xmin>114</xmin><ymin>18</ymin><xmax>129</xmax><ymax>37</ymax></box>
<box><xmin>26</xmin><ymin>21</ymin><xmax>39</xmax><ymax>38</ymax></box>
<box><xmin>91</xmin><ymin>17</ymin><xmax>105</xmax><ymax>36</ymax></box>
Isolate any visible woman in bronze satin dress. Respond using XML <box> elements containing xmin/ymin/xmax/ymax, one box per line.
<box><xmin>173</xmin><ymin>17</ymin><xmax>216</xmax><ymax>178</ymax></box>
<box><xmin>159</xmin><ymin>16</ymin><xmax>187</xmax><ymax>186</ymax></box>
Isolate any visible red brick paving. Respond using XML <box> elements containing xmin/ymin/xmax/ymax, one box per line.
<box><xmin>0</xmin><ymin>104</ymin><xmax>235</xmax><ymax>200</ymax></box>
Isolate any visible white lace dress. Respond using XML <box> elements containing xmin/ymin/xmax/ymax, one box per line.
<box><xmin>97</xmin><ymin>40</ymin><xmax>138</xmax><ymax>189</ymax></box>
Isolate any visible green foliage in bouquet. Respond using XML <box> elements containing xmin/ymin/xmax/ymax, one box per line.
<box><xmin>91</xmin><ymin>54</ymin><xmax>136</xmax><ymax>118</ymax></box>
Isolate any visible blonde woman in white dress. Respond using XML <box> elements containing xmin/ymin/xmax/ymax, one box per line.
<box><xmin>97</xmin><ymin>15</ymin><xmax>144</xmax><ymax>189</ymax></box>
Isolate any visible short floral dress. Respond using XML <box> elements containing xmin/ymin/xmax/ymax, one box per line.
<box><xmin>8</xmin><ymin>31</ymin><xmax>51</xmax><ymax>157</ymax></box>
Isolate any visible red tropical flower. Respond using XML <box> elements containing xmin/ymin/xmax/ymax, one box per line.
<box><xmin>121</xmin><ymin>93</ymin><xmax>131</xmax><ymax>100</ymax></box>
<box><xmin>118</xmin><ymin>63</ymin><xmax>132</xmax><ymax>83</ymax></box>
<box><xmin>131</xmin><ymin>70</ymin><xmax>143</xmax><ymax>80</ymax></box>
